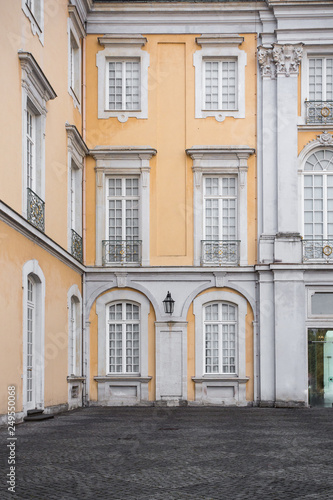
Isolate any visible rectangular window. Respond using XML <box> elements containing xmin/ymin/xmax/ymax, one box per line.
<box><xmin>309</xmin><ymin>57</ymin><xmax>333</xmax><ymax>101</ymax></box>
<box><xmin>108</xmin><ymin>302</ymin><xmax>140</xmax><ymax>374</ymax></box>
<box><xmin>304</xmin><ymin>174</ymin><xmax>333</xmax><ymax>240</ymax></box>
<box><xmin>70</xmin><ymin>33</ymin><xmax>80</xmax><ymax>101</ymax></box>
<box><xmin>69</xmin><ymin>299</ymin><xmax>76</xmax><ymax>375</ymax></box>
<box><xmin>204</xmin><ymin>302</ymin><xmax>236</xmax><ymax>374</ymax></box>
<box><xmin>204</xmin><ymin>176</ymin><xmax>237</xmax><ymax>240</ymax></box>
<box><xmin>26</xmin><ymin>108</ymin><xmax>35</xmax><ymax>191</ymax></box>
<box><xmin>204</xmin><ymin>59</ymin><xmax>237</xmax><ymax>111</ymax></box>
<box><xmin>27</xmin><ymin>278</ymin><xmax>34</xmax><ymax>403</ymax></box>
<box><xmin>108</xmin><ymin>60</ymin><xmax>140</xmax><ymax>111</ymax></box>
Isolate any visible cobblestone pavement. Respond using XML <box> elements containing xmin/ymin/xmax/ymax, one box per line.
<box><xmin>1</xmin><ymin>406</ymin><xmax>333</xmax><ymax>499</ymax></box>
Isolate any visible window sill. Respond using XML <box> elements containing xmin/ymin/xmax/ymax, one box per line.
<box><xmin>192</xmin><ymin>376</ymin><xmax>249</xmax><ymax>384</ymax></box>
<box><xmin>101</xmin><ymin>109</ymin><xmax>143</xmax><ymax>123</ymax></box>
<box><xmin>94</xmin><ymin>376</ymin><xmax>152</xmax><ymax>383</ymax></box>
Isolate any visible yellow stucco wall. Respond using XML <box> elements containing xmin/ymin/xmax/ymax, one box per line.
<box><xmin>0</xmin><ymin>221</ymin><xmax>82</xmax><ymax>414</ymax></box>
<box><xmin>85</xmin><ymin>33</ymin><xmax>257</xmax><ymax>266</ymax></box>
<box><xmin>0</xmin><ymin>0</ymin><xmax>82</xmax><ymax>249</ymax></box>
<box><xmin>186</xmin><ymin>287</ymin><xmax>254</xmax><ymax>402</ymax></box>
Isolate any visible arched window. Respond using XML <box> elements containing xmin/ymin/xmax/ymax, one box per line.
<box><xmin>303</xmin><ymin>149</ymin><xmax>333</xmax><ymax>241</ymax></box>
<box><xmin>107</xmin><ymin>301</ymin><xmax>140</xmax><ymax>374</ymax></box>
<box><xmin>26</xmin><ymin>276</ymin><xmax>35</xmax><ymax>404</ymax></box>
<box><xmin>204</xmin><ymin>302</ymin><xmax>237</xmax><ymax>374</ymax></box>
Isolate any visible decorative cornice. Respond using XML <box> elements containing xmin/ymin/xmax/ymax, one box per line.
<box><xmin>89</xmin><ymin>146</ymin><xmax>157</xmax><ymax>161</ymax></box>
<box><xmin>186</xmin><ymin>145</ymin><xmax>255</xmax><ymax>159</ymax></box>
<box><xmin>98</xmin><ymin>34</ymin><xmax>147</xmax><ymax>48</ymax></box>
<box><xmin>68</xmin><ymin>5</ymin><xmax>86</xmax><ymax>39</ymax></box>
<box><xmin>196</xmin><ymin>34</ymin><xmax>244</xmax><ymax>47</ymax></box>
<box><xmin>66</xmin><ymin>123</ymin><xmax>89</xmax><ymax>162</ymax></box>
<box><xmin>18</xmin><ymin>51</ymin><xmax>57</xmax><ymax>101</ymax></box>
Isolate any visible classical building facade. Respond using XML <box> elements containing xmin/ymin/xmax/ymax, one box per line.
<box><xmin>1</xmin><ymin>0</ymin><xmax>333</xmax><ymax>423</ymax></box>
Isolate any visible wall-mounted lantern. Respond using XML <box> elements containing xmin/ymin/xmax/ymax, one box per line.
<box><xmin>163</xmin><ymin>291</ymin><xmax>175</xmax><ymax>315</ymax></box>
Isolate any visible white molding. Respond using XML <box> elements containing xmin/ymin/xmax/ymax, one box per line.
<box><xmin>96</xmin><ymin>35</ymin><xmax>149</xmax><ymax>122</ymax></box>
<box><xmin>192</xmin><ymin>290</ymin><xmax>248</xmax><ymax>405</ymax></box>
<box><xmin>21</xmin><ymin>0</ymin><xmax>44</xmax><ymax>45</ymax></box>
<box><xmin>19</xmin><ymin>52</ymin><xmax>56</xmax><ymax>219</ymax></box>
<box><xmin>155</xmin><ymin>321</ymin><xmax>188</xmax><ymax>402</ymax></box>
<box><xmin>193</xmin><ymin>35</ymin><xmax>247</xmax><ymax>122</ymax></box>
<box><xmin>95</xmin><ymin>289</ymin><xmax>150</xmax><ymax>404</ymax></box>
<box><xmin>186</xmin><ymin>146</ymin><xmax>255</xmax><ymax>267</ymax></box>
<box><xmin>67</xmin><ymin>16</ymin><xmax>82</xmax><ymax>110</ymax></box>
<box><xmin>90</xmin><ymin>146</ymin><xmax>156</xmax><ymax>266</ymax></box>
<box><xmin>0</xmin><ymin>201</ymin><xmax>85</xmax><ymax>273</ymax></box>
<box><xmin>67</xmin><ymin>285</ymin><xmax>82</xmax><ymax>376</ymax></box>
<box><xmin>22</xmin><ymin>259</ymin><xmax>45</xmax><ymax>414</ymax></box>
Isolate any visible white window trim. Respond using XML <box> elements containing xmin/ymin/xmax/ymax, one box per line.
<box><xmin>106</xmin><ymin>300</ymin><xmax>141</xmax><ymax>375</ymax></box>
<box><xmin>67</xmin><ymin>284</ymin><xmax>82</xmax><ymax>377</ymax></box>
<box><xmin>297</xmin><ymin>133</ymin><xmax>333</xmax><ymax>239</ymax></box>
<box><xmin>96</xmin><ymin>35</ymin><xmax>149</xmax><ymax>122</ymax></box>
<box><xmin>90</xmin><ymin>146</ymin><xmax>157</xmax><ymax>266</ymax></box>
<box><xmin>66</xmin><ymin>124</ymin><xmax>88</xmax><ymax>254</ymax></box>
<box><xmin>193</xmin><ymin>290</ymin><xmax>248</xmax><ymax>405</ymax></box>
<box><xmin>307</xmin><ymin>287</ymin><xmax>333</xmax><ymax>321</ymax></box>
<box><xmin>186</xmin><ymin>145</ymin><xmax>255</xmax><ymax>266</ymax></box>
<box><xmin>95</xmin><ymin>289</ymin><xmax>151</xmax><ymax>403</ymax></box>
<box><xmin>68</xmin><ymin>6</ymin><xmax>85</xmax><ymax>110</ymax></box>
<box><xmin>22</xmin><ymin>0</ymin><xmax>44</xmax><ymax>45</ymax></box>
<box><xmin>19</xmin><ymin>52</ymin><xmax>56</xmax><ymax>218</ymax></box>
<box><xmin>22</xmin><ymin>259</ymin><xmax>45</xmax><ymax>414</ymax></box>
<box><xmin>194</xmin><ymin>35</ymin><xmax>246</xmax><ymax>122</ymax></box>
<box><xmin>300</xmin><ymin>47</ymin><xmax>333</xmax><ymax>128</ymax></box>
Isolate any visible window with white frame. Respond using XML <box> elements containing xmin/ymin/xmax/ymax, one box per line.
<box><xmin>204</xmin><ymin>302</ymin><xmax>237</xmax><ymax>374</ymax></box>
<box><xmin>303</xmin><ymin>149</ymin><xmax>333</xmax><ymax>241</ymax></box>
<box><xmin>309</xmin><ymin>57</ymin><xmax>333</xmax><ymax>102</ymax></box>
<box><xmin>26</xmin><ymin>277</ymin><xmax>35</xmax><ymax>404</ymax></box>
<box><xmin>70</xmin><ymin>34</ymin><xmax>80</xmax><ymax>102</ymax></box>
<box><xmin>204</xmin><ymin>176</ymin><xmax>237</xmax><ymax>240</ymax></box>
<box><xmin>107</xmin><ymin>302</ymin><xmax>140</xmax><ymax>374</ymax></box>
<box><xmin>105</xmin><ymin>177</ymin><xmax>140</xmax><ymax>264</ymax></box>
<box><xmin>22</xmin><ymin>0</ymin><xmax>44</xmax><ymax>43</ymax></box>
<box><xmin>70</xmin><ymin>161</ymin><xmax>82</xmax><ymax>237</ymax></box>
<box><xmin>96</xmin><ymin>35</ymin><xmax>149</xmax><ymax>122</ymax></box>
<box><xmin>203</xmin><ymin>59</ymin><xmax>237</xmax><ymax>111</ymax></box>
<box><xmin>108</xmin><ymin>59</ymin><xmax>140</xmax><ymax>111</ymax></box>
<box><xmin>19</xmin><ymin>52</ymin><xmax>56</xmax><ymax>229</ymax></box>
<box><xmin>193</xmin><ymin>35</ymin><xmax>246</xmax><ymax>122</ymax></box>
<box><xmin>69</xmin><ymin>296</ymin><xmax>81</xmax><ymax>376</ymax></box>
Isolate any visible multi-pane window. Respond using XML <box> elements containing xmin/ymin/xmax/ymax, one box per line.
<box><xmin>107</xmin><ymin>177</ymin><xmax>139</xmax><ymax>240</ymax></box>
<box><xmin>107</xmin><ymin>302</ymin><xmax>140</xmax><ymax>374</ymax></box>
<box><xmin>27</xmin><ymin>277</ymin><xmax>35</xmax><ymax>403</ymax></box>
<box><xmin>108</xmin><ymin>60</ymin><xmax>140</xmax><ymax>111</ymax></box>
<box><xmin>204</xmin><ymin>59</ymin><xmax>237</xmax><ymax>110</ymax></box>
<box><xmin>204</xmin><ymin>302</ymin><xmax>237</xmax><ymax>374</ymax></box>
<box><xmin>309</xmin><ymin>57</ymin><xmax>333</xmax><ymax>101</ymax></box>
<box><xmin>70</xmin><ymin>163</ymin><xmax>82</xmax><ymax>235</ymax></box>
<box><xmin>204</xmin><ymin>176</ymin><xmax>237</xmax><ymax>240</ymax></box>
<box><xmin>70</xmin><ymin>33</ymin><xmax>80</xmax><ymax>101</ymax></box>
<box><xmin>26</xmin><ymin>108</ymin><xmax>35</xmax><ymax>191</ymax></box>
<box><xmin>304</xmin><ymin>150</ymin><xmax>333</xmax><ymax>240</ymax></box>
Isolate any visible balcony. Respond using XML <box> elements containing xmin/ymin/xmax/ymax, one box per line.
<box><xmin>201</xmin><ymin>240</ymin><xmax>240</xmax><ymax>266</ymax></box>
<box><xmin>303</xmin><ymin>239</ymin><xmax>333</xmax><ymax>263</ymax></box>
<box><xmin>102</xmin><ymin>239</ymin><xmax>142</xmax><ymax>266</ymax></box>
<box><xmin>305</xmin><ymin>101</ymin><xmax>333</xmax><ymax>125</ymax></box>
<box><xmin>27</xmin><ymin>187</ymin><xmax>45</xmax><ymax>232</ymax></box>
<box><xmin>71</xmin><ymin>229</ymin><xmax>83</xmax><ymax>263</ymax></box>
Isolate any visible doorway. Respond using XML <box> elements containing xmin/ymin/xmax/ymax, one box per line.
<box><xmin>308</xmin><ymin>328</ymin><xmax>333</xmax><ymax>407</ymax></box>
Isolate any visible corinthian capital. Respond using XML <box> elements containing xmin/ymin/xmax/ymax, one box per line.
<box><xmin>272</xmin><ymin>43</ymin><xmax>303</xmax><ymax>77</ymax></box>
<box><xmin>258</xmin><ymin>46</ymin><xmax>275</xmax><ymax>78</ymax></box>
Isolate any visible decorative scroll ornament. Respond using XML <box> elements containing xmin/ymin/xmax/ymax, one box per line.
<box><xmin>317</xmin><ymin>131</ymin><xmax>333</xmax><ymax>146</ymax></box>
<box><xmin>258</xmin><ymin>46</ymin><xmax>274</xmax><ymax>78</ymax></box>
<box><xmin>272</xmin><ymin>43</ymin><xmax>303</xmax><ymax>77</ymax></box>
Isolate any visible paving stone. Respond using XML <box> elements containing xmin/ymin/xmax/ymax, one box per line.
<box><xmin>0</xmin><ymin>407</ymin><xmax>332</xmax><ymax>499</ymax></box>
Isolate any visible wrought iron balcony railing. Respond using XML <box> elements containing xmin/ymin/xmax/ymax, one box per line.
<box><xmin>102</xmin><ymin>239</ymin><xmax>142</xmax><ymax>265</ymax></box>
<box><xmin>27</xmin><ymin>187</ymin><xmax>45</xmax><ymax>232</ymax></box>
<box><xmin>201</xmin><ymin>240</ymin><xmax>240</xmax><ymax>266</ymax></box>
<box><xmin>303</xmin><ymin>239</ymin><xmax>333</xmax><ymax>262</ymax></box>
<box><xmin>305</xmin><ymin>101</ymin><xmax>333</xmax><ymax>124</ymax></box>
<box><xmin>71</xmin><ymin>229</ymin><xmax>83</xmax><ymax>263</ymax></box>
